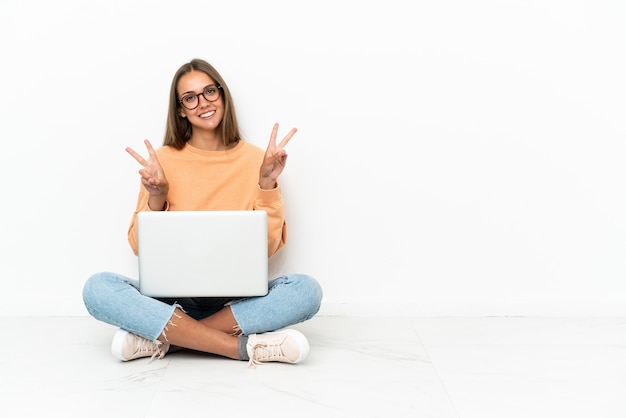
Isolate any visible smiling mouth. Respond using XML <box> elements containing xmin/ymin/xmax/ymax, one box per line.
<box><xmin>199</xmin><ymin>110</ymin><xmax>216</xmax><ymax>118</ymax></box>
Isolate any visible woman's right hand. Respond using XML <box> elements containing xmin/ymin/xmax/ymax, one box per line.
<box><xmin>126</xmin><ymin>139</ymin><xmax>169</xmax><ymax>210</ymax></box>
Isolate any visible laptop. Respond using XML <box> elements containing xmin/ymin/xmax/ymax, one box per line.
<box><xmin>136</xmin><ymin>210</ymin><xmax>269</xmax><ymax>297</ymax></box>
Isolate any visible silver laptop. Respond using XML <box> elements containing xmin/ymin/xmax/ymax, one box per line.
<box><xmin>137</xmin><ymin>210</ymin><xmax>269</xmax><ymax>297</ymax></box>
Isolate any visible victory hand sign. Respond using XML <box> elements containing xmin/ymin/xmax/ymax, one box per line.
<box><xmin>126</xmin><ymin>139</ymin><xmax>169</xmax><ymax>211</ymax></box>
<box><xmin>259</xmin><ymin>123</ymin><xmax>297</xmax><ymax>190</ymax></box>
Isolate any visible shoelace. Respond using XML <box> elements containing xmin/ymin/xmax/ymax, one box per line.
<box><xmin>134</xmin><ymin>338</ymin><xmax>167</xmax><ymax>363</ymax></box>
<box><xmin>248</xmin><ymin>340</ymin><xmax>286</xmax><ymax>368</ymax></box>
<box><xmin>149</xmin><ymin>345</ymin><xmax>167</xmax><ymax>363</ymax></box>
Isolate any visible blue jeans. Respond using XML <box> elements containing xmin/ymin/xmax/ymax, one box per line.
<box><xmin>82</xmin><ymin>272</ymin><xmax>323</xmax><ymax>342</ymax></box>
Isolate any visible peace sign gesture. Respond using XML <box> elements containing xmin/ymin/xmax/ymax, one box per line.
<box><xmin>126</xmin><ymin>139</ymin><xmax>169</xmax><ymax>210</ymax></box>
<box><xmin>259</xmin><ymin>123</ymin><xmax>297</xmax><ymax>190</ymax></box>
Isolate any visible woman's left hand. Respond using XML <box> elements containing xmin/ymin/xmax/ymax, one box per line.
<box><xmin>259</xmin><ymin>123</ymin><xmax>297</xmax><ymax>189</ymax></box>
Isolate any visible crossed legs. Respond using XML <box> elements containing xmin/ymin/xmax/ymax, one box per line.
<box><xmin>157</xmin><ymin>306</ymin><xmax>240</xmax><ymax>359</ymax></box>
<box><xmin>83</xmin><ymin>272</ymin><xmax>323</xmax><ymax>363</ymax></box>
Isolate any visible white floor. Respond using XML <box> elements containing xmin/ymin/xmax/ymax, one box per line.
<box><xmin>2</xmin><ymin>316</ymin><xmax>625</xmax><ymax>418</ymax></box>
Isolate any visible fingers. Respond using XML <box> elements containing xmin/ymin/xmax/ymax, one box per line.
<box><xmin>125</xmin><ymin>146</ymin><xmax>146</xmax><ymax>166</ymax></box>
<box><xmin>143</xmin><ymin>139</ymin><xmax>157</xmax><ymax>156</ymax></box>
<box><xmin>139</xmin><ymin>169</ymin><xmax>163</xmax><ymax>192</ymax></box>
<box><xmin>268</xmin><ymin>123</ymin><xmax>297</xmax><ymax>151</ymax></box>
<box><xmin>127</xmin><ymin>139</ymin><xmax>167</xmax><ymax>195</ymax></box>
<box><xmin>278</xmin><ymin>127</ymin><xmax>297</xmax><ymax>149</ymax></box>
<box><xmin>262</xmin><ymin>151</ymin><xmax>288</xmax><ymax>174</ymax></box>
<box><xmin>269</xmin><ymin>123</ymin><xmax>279</xmax><ymax>146</ymax></box>
<box><xmin>126</xmin><ymin>139</ymin><xmax>158</xmax><ymax>167</ymax></box>
<box><xmin>138</xmin><ymin>168</ymin><xmax>155</xmax><ymax>183</ymax></box>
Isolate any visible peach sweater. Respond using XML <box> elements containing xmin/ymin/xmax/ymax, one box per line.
<box><xmin>127</xmin><ymin>140</ymin><xmax>287</xmax><ymax>257</ymax></box>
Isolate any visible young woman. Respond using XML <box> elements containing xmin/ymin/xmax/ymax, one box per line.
<box><xmin>82</xmin><ymin>58</ymin><xmax>323</xmax><ymax>366</ymax></box>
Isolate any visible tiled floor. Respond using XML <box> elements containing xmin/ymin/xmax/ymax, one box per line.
<box><xmin>2</xmin><ymin>316</ymin><xmax>625</xmax><ymax>417</ymax></box>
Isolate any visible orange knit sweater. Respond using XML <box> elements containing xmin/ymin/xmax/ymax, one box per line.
<box><xmin>127</xmin><ymin>140</ymin><xmax>287</xmax><ymax>258</ymax></box>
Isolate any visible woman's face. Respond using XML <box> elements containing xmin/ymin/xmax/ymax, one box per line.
<box><xmin>177</xmin><ymin>70</ymin><xmax>224</xmax><ymax>133</ymax></box>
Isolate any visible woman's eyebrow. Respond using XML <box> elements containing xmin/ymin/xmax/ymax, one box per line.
<box><xmin>181</xmin><ymin>84</ymin><xmax>217</xmax><ymax>95</ymax></box>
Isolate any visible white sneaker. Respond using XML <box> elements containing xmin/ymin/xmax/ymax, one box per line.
<box><xmin>246</xmin><ymin>329</ymin><xmax>310</xmax><ymax>367</ymax></box>
<box><xmin>111</xmin><ymin>329</ymin><xmax>169</xmax><ymax>362</ymax></box>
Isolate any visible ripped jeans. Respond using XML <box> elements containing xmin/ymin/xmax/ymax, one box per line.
<box><xmin>82</xmin><ymin>272</ymin><xmax>323</xmax><ymax>342</ymax></box>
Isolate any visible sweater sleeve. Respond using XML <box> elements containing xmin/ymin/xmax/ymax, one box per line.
<box><xmin>255</xmin><ymin>184</ymin><xmax>287</xmax><ymax>258</ymax></box>
<box><xmin>127</xmin><ymin>184</ymin><xmax>170</xmax><ymax>256</ymax></box>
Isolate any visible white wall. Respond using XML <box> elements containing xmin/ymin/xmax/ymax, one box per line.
<box><xmin>1</xmin><ymin>0</ymin><xmax>624</xmax><ymax>317</ymax></box>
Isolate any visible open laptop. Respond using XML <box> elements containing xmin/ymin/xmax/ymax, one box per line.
<box><xmin>136</xmin><ymin>210</ymin><xmax>269</xmax><ymax>297</ymax></box>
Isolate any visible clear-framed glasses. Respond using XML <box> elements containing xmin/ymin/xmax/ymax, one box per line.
<box><xmin>178</xmin><ymin>84</ymin><xmax>222</xmax><ymax>110</ymax></box>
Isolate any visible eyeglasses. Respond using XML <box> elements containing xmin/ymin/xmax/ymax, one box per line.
<box><xmin>178</xmin><ymin>84</ymin><xmax>222</xmax><ymax>110</ymax></box>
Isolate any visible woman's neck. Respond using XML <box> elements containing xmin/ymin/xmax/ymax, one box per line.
<box><xmin>187</xmin><ymin>131</ymin><xmax>234</xmax><ymax>151</ymax></box>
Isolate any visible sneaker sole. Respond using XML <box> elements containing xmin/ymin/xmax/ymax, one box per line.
<box><xmin>111</xmin><ymin>328</ymin><xmax>130</xmax><ymax>361</ymax></box>
<box><xmin>280</xmin><ymin>329</ymin><xmax>310</xmax><ymax>363</ymax></box>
